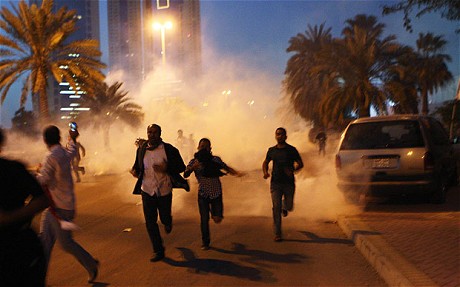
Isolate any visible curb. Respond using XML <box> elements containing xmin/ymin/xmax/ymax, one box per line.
<box><xmin>337</xmin><ymin>215</ymin><xmax>438</xmax><ymax>287</ymax></box>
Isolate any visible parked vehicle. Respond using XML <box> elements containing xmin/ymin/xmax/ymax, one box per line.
<box><xmin>335</xmin><ymin>115</ymin><xmax>458</xmax><ymax>203</ymax></box>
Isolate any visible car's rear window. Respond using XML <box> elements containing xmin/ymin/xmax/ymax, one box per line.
<box><xmin>340</xmin><ymin>120</ymin><xmax>425</xmax><ymax>150</ymax></box>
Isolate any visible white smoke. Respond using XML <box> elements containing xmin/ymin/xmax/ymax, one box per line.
<box><xmin>2</xmin><ymin>43</ymin><xmax>363</xmax><ymax>220</ymax></box>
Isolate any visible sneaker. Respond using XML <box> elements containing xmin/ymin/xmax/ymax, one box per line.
<box><xmin>201</xmin><ymin>244</ymin><xmax>210</xmax><ymax>250</ymax></box>
<box><xmin>212</xmin><ymin>216</ymin><xmax>223</xmax><ymax>224</ymax></box>
<box><xmin>274</xmin><ymin>236</ymin><xmax>282</xmax><ymax>242</ymax></box>
<box><xmin>282</xmin><ymin>209</ymin><xmax>288</xmax><ymax>217</ymax></box>
<box><xmin>150</xmin><ymin>252</ymin><xmax>165</xmax><ymax>262</ymax></box>
<box><xmin>164</xmin><ymin>223</ymin><xmax>173</xmax><ymax>234</ymax></box>
<box><xmin>88</xmin><ymin>259</ymin><xmax>99</xmax><ymax>283</ymax></box>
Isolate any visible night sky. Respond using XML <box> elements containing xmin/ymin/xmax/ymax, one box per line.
<box><xmin>0</xmin><ymin>0</ymin><xmax>458</xmax><ymax>127</ymax></box>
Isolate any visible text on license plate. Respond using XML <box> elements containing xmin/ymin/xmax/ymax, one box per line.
<box><xmin>372</xmin><ymin>158</ymin><xmax>390</xmax><ymax>168</ymax></box>
<box><xmin>363</xmin><ymin>157</ymin><xmax>398</xmax><ymax>169</ymax></box>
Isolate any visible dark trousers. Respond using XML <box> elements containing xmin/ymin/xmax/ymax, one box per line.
<box><xmin>0</xmin><ymin>228</ymin><xmax>46</xmax><ymax>287</ymax></box>
<box><xmin>270</xmin><ymin>182</ymin><xmax>295</xmax><ymax>237</ymax></box>
<box><xmin>198</xmin><ymin>194</ymin><xmax>223</xmax><ymax>246</ymax></box>
<box><xmin>141</xmin><ymin>192</ymin><xmax>172</xmax><ymax>254</ymax></box>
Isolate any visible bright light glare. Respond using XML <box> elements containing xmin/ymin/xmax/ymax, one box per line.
<box><xmin>153</xmin><ymin>21</ymin><xmax>173</xmax><ymax>30</ymax></box>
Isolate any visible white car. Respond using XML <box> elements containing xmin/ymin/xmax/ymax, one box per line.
<box><xmin>335</xmin><ymin>115</ymin><xmax>458</xmax><ymax>203</ymax></box>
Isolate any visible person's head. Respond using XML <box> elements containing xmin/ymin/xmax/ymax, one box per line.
<box><xmin>177</xmin><ymin>129</ymin><xmax>183</xmax><ymax>137</ymax></box>
<box><xmin>275</xmin><ymin>127</ymin><xmax>287</xmax><ymax>144</ymax></box>
<box><xmin>198</xmin><ymin>138</ymin><xmax>211</xmax><ymax>152</ymax></box>
<box><xmin>147</xmin><ymin>124</ymin><xmax>162</xmax><ymax>145</ymax></box>
<box><xmin>43</xmin><ymin>125</ymin><xmax>61</xmax><ymax>147</ymax></box>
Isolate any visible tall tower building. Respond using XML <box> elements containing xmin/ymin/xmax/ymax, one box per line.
<box><xmin>143</xmin><ymin>0</ymin><xmax>202</xmax><ymax>82</ymax></box>
<box><xmin>181</xmin><ymin>0</ymin><xmax>202</xmax><ymax>78</ymax></box>
<box><xmin>107</xmin><ymin>0</ymin><xmax>144</xmax><ymax>91</ymax></box>
<box><xmin>29</xmin><ymin>0</ymin><xmax>101</xmax><ymax>121</ymax></box>
<box><xmin>106</xmin><ymin>0</ymin><xmax>201</xmax><ymax>96</ymax></box>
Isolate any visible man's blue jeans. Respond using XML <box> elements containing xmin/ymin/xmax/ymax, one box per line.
<box><xmin>270</xmin><ymin>182</ymin><xmax>295</xmax><ymax>237</ymax></box>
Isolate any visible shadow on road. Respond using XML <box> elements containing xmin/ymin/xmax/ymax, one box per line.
<box><xmin>163</xmin><ymin>247</ymin><xmax>276</xmax><ymax>283</ymax></box>
<box><xmin>212</xmin><ymin>242</ymin><xmax>306</xmax><ymax>267</ymax></box>
<box><xmin>289</xmin><ymin>231</ymin><xmax>354</xmax><ymax>245</ymax></box>
<box><xmin>90</xmin><ymin>282</ymin><xmax>110</xmax><ymax>287</ymax></box>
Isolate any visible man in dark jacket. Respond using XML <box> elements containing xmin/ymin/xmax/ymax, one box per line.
<box><xmin>130</xmin><ymin>124</ymin><xmax>186</xmax><ymax>262</ymax></box>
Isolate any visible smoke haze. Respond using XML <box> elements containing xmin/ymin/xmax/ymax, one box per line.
<box><xmin>2</xmin><ymin>46</ymin><xmax>361</xmax><ymax>222</ymax></box>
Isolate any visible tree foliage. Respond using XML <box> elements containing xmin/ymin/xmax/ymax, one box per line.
<box><xmin>319</xmin><ymin>15</ymin><xmax>401</xmax><ymax>121</ymax></box>
<box><xmin>284</xmin><ymin>23</ymin><xmax>332</xmax><ymax>128</ymax></box>
<box><xmin>413</xmin><ymin>32</ymin><xmax>452</xmax><ymax>114</ymax></box>
<box><xmin>284</xmin><ymin>14</ymin><xmax>453</xmax><ymax>129</ymax></box>
<box><xmin>0</xmin><ymin>0</ymin><xmax>106</xmax><ymax>123</ymax></box>
<box><xmin>77</xmin><ymin>81</ymin><xmax>144</xmax><ymax>148</ymax></box>
<box><xmin>382</xmin><ymin>0</ymin><xmax>460</xmax><ymax>33</ymax></box>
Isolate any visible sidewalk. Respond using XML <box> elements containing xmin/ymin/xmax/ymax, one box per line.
<box><xmin>337</xmin><ymin>188</ymin><xmax>460</xmax><ymax>287</ymax></box>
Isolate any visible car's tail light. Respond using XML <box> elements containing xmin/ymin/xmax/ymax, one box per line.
<box><xmin>335</xmin><ymin>154</ymin><xmax>341</xmax><ymax>169</ymax></box>
<box><xmin>423</xmin><ymin>152</ymin><xmax>434</xmax><ymax>171</ymax></box>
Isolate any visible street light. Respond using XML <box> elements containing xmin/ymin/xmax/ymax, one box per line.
<box><xmin>153</xmin><ymin>21</ymin><xmax>172</xmax><ymax>67</ymax></box>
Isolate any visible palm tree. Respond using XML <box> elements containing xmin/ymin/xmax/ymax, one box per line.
<box><xmin>78</xmin><ymin>81</ymin><xmax>144</xmax><ymax>148</ymax></box>
<box><xmin>413</xmin><ymin>33</ymin><xmax>452</xmax><ymax>115</ymax></box>
<box><xmin>318</xmin><ymin>15</ymin><xmax>402</xmax><ymax>122</ymax></box>
<box><xmin>284</xmin><ymin>23</ymin><xmax>333</xmax><ymax>128</ymax></box>
<box><xmin>384</xmin><ymin>46</ymin><xmax>420</xmax><ymax>114</ymax></box>
<box><xmin>0</xmin><ymin>0</ymin><xmax>106</xmax><ymax>123</ymax></box>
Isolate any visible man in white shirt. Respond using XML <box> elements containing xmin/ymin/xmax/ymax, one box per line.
<box><xmin>131</xmin><ymin>124</ymin><xmax>187</xmax><ymax>262</ymax></box>
<box><xmin>37</xmin><ymin>125</ymin><xmax>99</xmax><ymax>283</ymax></box>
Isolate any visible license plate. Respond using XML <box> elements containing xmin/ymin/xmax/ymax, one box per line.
<box><xmin>363</xmin><ymin>157</ymin><xmax>397</xmax><ymax>169</ymax></box>
<box><xmin>372</xmin><ymin>158</ymin><xmax>390</xmax><ymax>168</ymax></box>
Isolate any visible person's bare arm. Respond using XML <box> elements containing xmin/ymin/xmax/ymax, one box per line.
<box><xmin>184</xmin><ymin>160</ymin><xmax>201</xmax><ymax>178</ymax></box>
<box><xmin>262</xmin><ymin>160</ymin><xmax>270</xmax><ymax>179</ymax></box>
<box><xmin>80</xmin><ymin>143</ymin><xmax>86</xmax><ymax>157</ymax></box>
<box><xmin>224</xmin><ymin>165</ymin><xmax>245</xmax><ymax>177</ymax></box>
<box><xmin>294</xmin><ymin>158</ymin><xmax>304</xmax><ymax>172</ymax></box>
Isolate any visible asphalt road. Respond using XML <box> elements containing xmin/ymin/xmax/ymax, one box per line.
<box><xmin>34</xmin><ymin>171</ymin><xmax>386</xmax><ymax>286</ymax></box>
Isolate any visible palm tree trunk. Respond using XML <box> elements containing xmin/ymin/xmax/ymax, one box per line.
<box><xmin>39</xmin><ymin>85</ymin><xmax>50</xmax><ymax>126</ymax></box>
<box><xmin>356</xmin><ymin>87</ymin><xmax>371</xmax><ymax>118</ymax></box>
<box><xmin>359</xmin><ymin>94</ymin><xmax>370</xmax><ymax>117</ymax></box>
<box><xmin>421</xmin><ymin>88</ymin><xmax>429</xmax><ymax>115</ymax></box>
<box><xmin>358</xmin><ymin>107</ymin><xmax>370</xmax><ymax>118</ymax></box>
